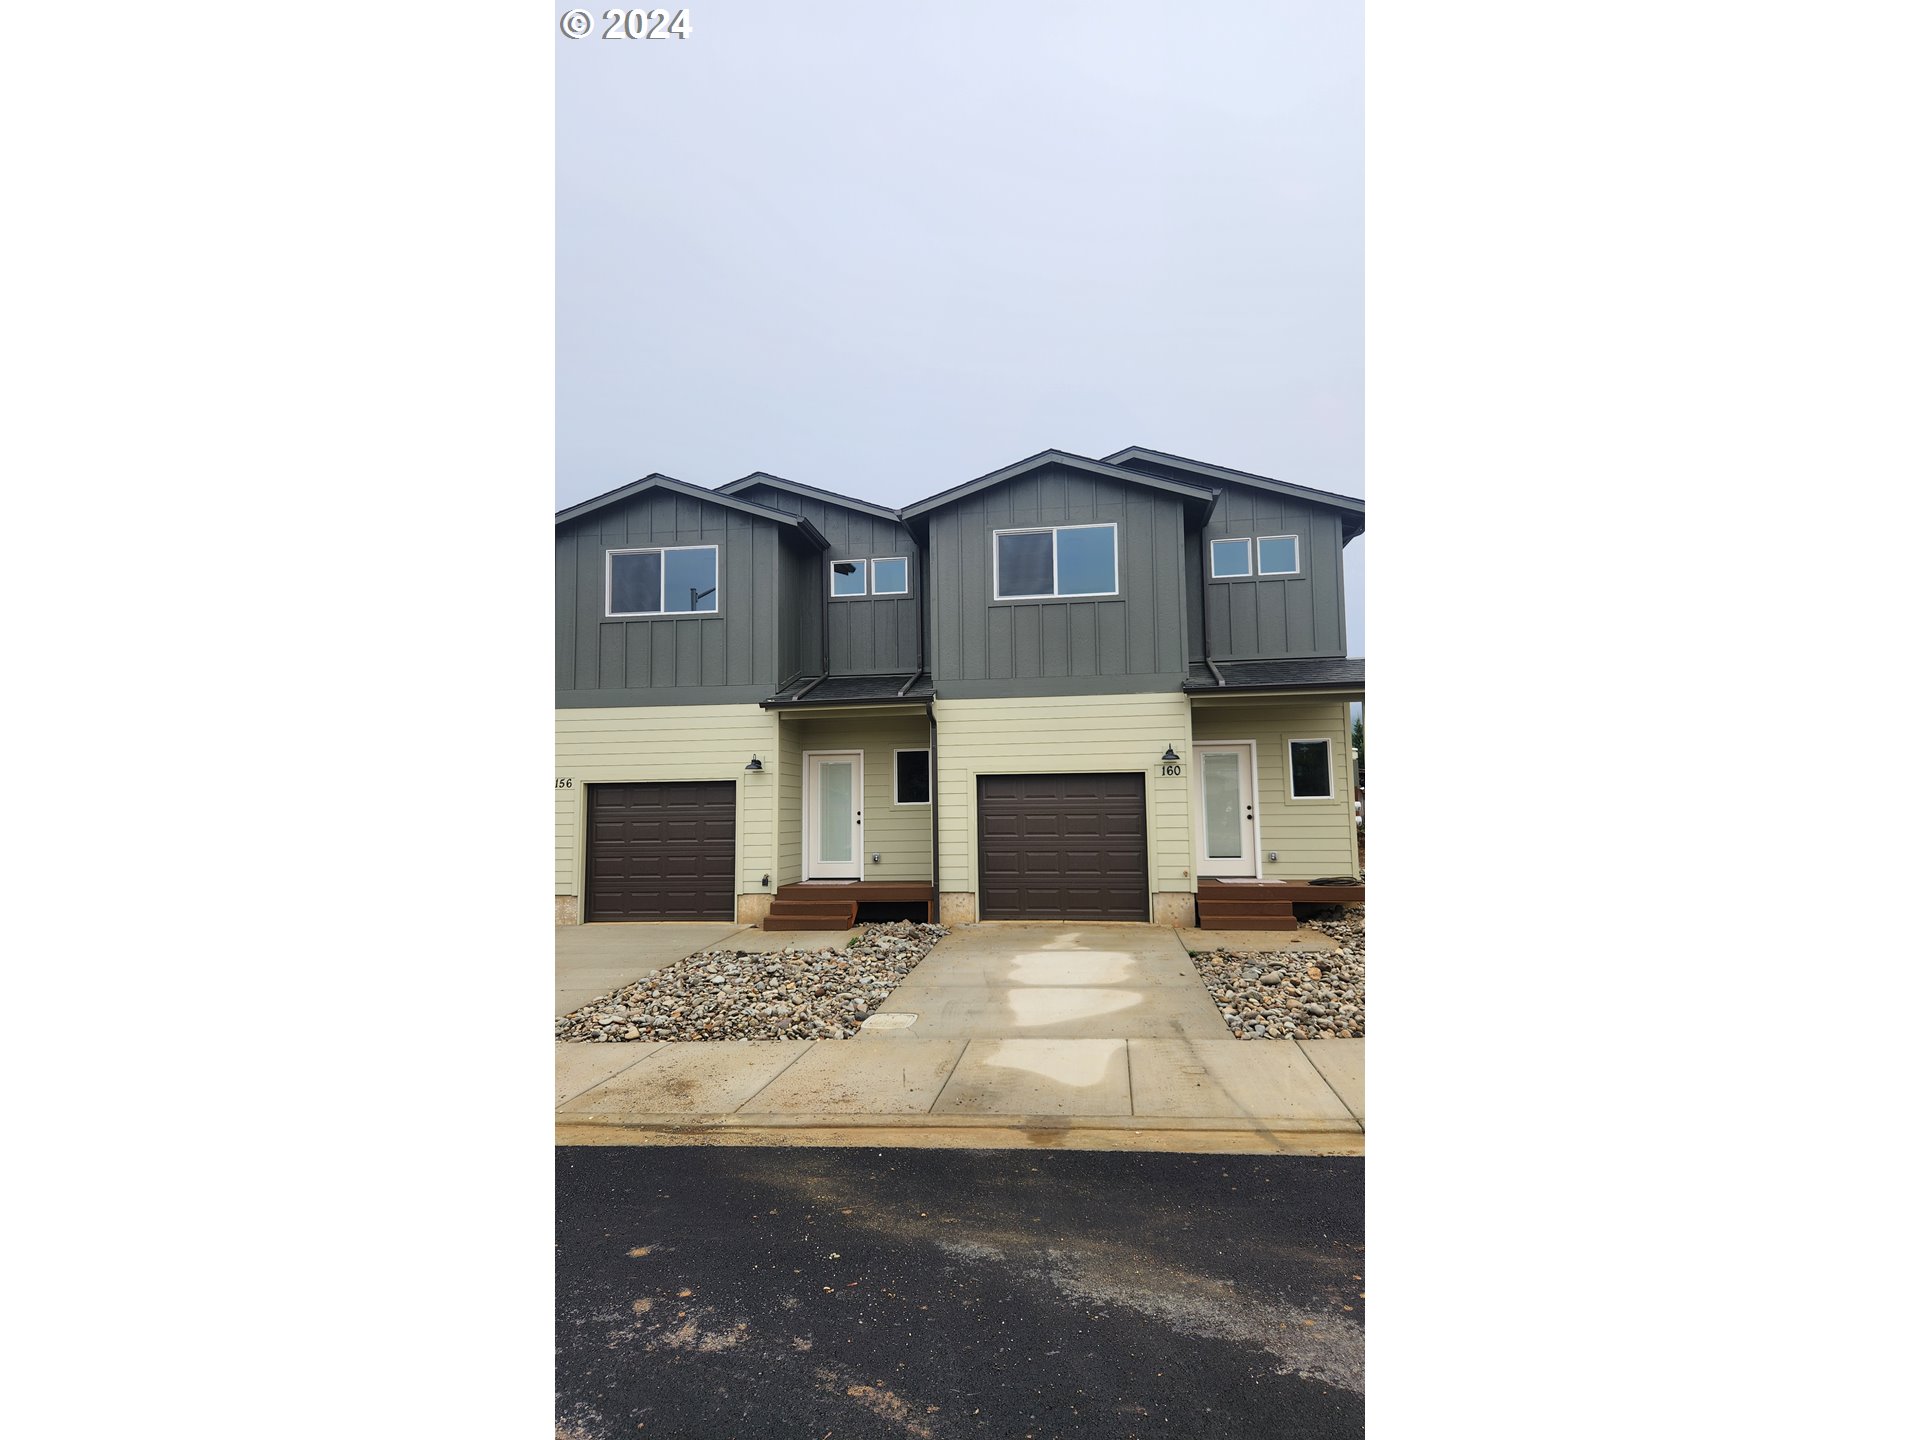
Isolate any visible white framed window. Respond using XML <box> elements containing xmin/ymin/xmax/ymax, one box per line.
<box><xmin>991</xmin><ymin>523</ymin><xmax>1118</xmax><ymax>600</ymax></box>
<box><xmin>1287</xmin><ymin>737</ymin><xmax>1335</xmax><ymax>800</ymax></box>
<box><xmin>871</xmin><ymin>556</ymin><xmax>910</xmax><ymax>595</ymax></box>
<box><xmin>606</xmin><ymin>545</ymin><xmax>719</xmax><ymax>617</ymax></box>
<box><xmin>1257</xmin><ymin>534</ymin><xmax>1301</xmax><ymax>576</ymax></box>
<box><xmin>893</xmin><ymin>748</ymin><xmax>930</xmax><ymax>805</ymax></box>
<box><xmin>829</xmin><ymin>559</ymin><xmax>868</xmax><ymax>597</ymax></box>
<box><xmin>1209</xmin><ymin>537</ymin><xmax>1253</xmax><ymax>578</ymax></box>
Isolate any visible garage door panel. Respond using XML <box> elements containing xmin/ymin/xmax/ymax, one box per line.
<box><xmin>976</xmin><ymin>773</ymin><xmax>1148</xmax><ymax>921</ymax></box>
<box><xmin>587</xmin><ymin>781</ymin><xmax>736</xmax><ymax>921</ymax></box>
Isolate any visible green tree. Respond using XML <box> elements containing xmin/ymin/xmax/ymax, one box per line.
<box><xmin>1351</xmin><ymin>713</ymin><xmax>1364</xmax><ymax>789</ymax></box>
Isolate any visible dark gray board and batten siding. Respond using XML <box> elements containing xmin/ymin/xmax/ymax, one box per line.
<box><xmin>556</xmin><ymin>490</ymin><xmax>819</xmax><ymax>707</ymax></box>
<box><xmin>926</xmin><ymin>465</ymin><xmax>1191</xmax><ymax>699</ymax></box>
<box><xmin>729</xmin><ymin>483</ymin><xmax>922</xmax><ymax>677</ymax></box>
<box><xmin>1186</xmin><ymin>479</ymin><xmax>1349</xmax><ymax>661</ymax></box>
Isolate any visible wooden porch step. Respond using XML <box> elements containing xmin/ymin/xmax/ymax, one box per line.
<box><xmin>767</xmin><ymin>897</ymin><xmax>863</xmax><ymax>915</ymax></box>
<box><xmin>763</xmin><ymin>911</ymin><xmax>858</xmax><ymax>932</ymax></box>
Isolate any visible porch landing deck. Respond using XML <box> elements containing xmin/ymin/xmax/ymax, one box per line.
<box><xmin>1194</xmin><ymin>879</ymin><xmax>1365</xmax><ymax>931</ymax></box>
<box><xmin>763</xmin><ymin>881</ymin><xmax>934</xmax><ymax>931</ymax></box>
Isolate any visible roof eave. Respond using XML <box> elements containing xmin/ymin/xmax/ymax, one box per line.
<box><xmin>899</xmin><ymin>449</ymin><xmax>1215</xmax><ymax>521</ymax></box>
<box><xmin>719</xmin><ymin>472</ymin><xmax>903</xmax><ymax>524</ymax></box>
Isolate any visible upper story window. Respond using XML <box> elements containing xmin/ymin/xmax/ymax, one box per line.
<box><xmin>1210</xmin><ymin>533</ymin><xmax>1302</xmax><ymax>579</ymax></box>
<box><xmin>1210</xmin><ymin>538</ymin><xmax>1253</xmax><ymax>578</ymax></box>
<box><xmin>1257</xmin><ymin>535</ymin><xmax>1301</xmax><ymax>575</ymax></box>
<box><xmin>830</xmin><ymin>556</ymin><xmax>911</xmax><ymax>598</ymax></box>
<box><xmin>830</xmin><ymin>559</ymin><xmax>868</xmax><ymax>596</ymax></box>
<box><xmin>606</xmin><ymin>545</ymin><xmax>719</xmax><ymax>617</ymax></box>
<box><xmin>992</xmin><ymin>523</ymin><xmax>1118</xmax><ymax>600</ymax></box>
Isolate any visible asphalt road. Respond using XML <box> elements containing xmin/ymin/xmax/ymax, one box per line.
<box><xmin>557</xmin><ymin>1146</ymin><xmax>1363</xmax><ymax>1439</ymax></box>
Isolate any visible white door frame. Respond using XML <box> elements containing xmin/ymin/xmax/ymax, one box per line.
<box><xmin>802</xmin><ymin>749</ymin><xmax>865</xmax><ymax>880</ymax></box>
<box><xmin>1193</xmin><ymin>740</ymin><xmax>1261</xmax><ymax>878</ymax></box>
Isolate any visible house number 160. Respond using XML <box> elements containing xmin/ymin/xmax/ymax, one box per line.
<box><xmin>1160</xmin><ymin>763</ymin><xmax>1182</xmax><ymax>777</ymax></box>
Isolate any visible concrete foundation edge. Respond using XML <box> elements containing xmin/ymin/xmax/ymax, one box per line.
<box><xmin>555</xmin><ymin>895</ymin><xmax>580</xmax><ymax>926</ymax></box>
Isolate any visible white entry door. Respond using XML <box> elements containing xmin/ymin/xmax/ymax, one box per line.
<box><xmin>1195</xmin><ymin>743</ymin><xmax>1258</xmax><ymax>877</ymax></box>
<box><xmin>804</xmin><ymin>751</ymin><xmax>863</xmax><ymax>879</ymax></box>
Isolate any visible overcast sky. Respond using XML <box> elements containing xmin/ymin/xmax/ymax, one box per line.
<box><xmin>557</xmin><ymin>1</ymin><xmax>1362</xmax><ymax>653</ymax></box>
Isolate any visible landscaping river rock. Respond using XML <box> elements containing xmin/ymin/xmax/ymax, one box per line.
<box><xmin>1190</xmin><ymin>909</ymin><xmax>1365</xmax><ymax>1040</ymax></box>
<box><xmin>555</xmin><ymin>921</ymin><xmax>949</xmax><ymax>1043</ymax></box>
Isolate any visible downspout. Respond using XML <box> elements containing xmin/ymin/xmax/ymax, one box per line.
<box><xmin>927</xmin><ymin>703</ymin><xmax>939</xmax><ymax>925</ymax></box>
<box><xmin>897</xmin><ymin>532</ymin><xmax>928</xmax><ymax>696</ymax></box>
<box><xmin>1200</xmin><ymin>544</ymin><xmax>1225</xmax><ymax>686</ymax></box>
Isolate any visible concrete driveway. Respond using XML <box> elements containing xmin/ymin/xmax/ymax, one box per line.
<box><xmin>873</xmin><ymin>923</ymin><xmax>1231</xmax><ymax>1040</ymax></box>
<box><xmin>556</xmin><ymin>922</ymin><xmax>866</xmax><ymax>1016</ymax></box>
<box><xmin>555</xmin><ymin>923</ymin><xmax>745</xmax><ymax>1016</ymax></box>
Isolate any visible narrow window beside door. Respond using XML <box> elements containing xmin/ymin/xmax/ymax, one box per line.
<box><xmin>1288</xmin><ymin>738</ymin><xmax>1333</xmax><ymax>799</ymax></box>
<box><xmin>894</xmin><ymin>749</ymin><xmax>930</xmax><ymax>805</ymax></box>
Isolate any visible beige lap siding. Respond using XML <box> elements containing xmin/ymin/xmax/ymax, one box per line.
<box><xmin>777</xmin><ymin>711</ymin><xmax>934</xmax><ymax>882</ymax></box>
<box><xmin>1190</xmin><ymin>697</ymin><xmax>1360</xmax><ymax>879</ymax></box>
<box><xmin>932</xmin><ymin>692</ymin><xmax>1196</xmax><ymax>897</ymax></box>
<box><xmin>553</xmin><ymin>704</ymin><xmax>779</xmax><ymax>903</ymax></box>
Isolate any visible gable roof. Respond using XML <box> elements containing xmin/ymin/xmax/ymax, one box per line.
<box><xmin>1103</xmin><ymin>446</ymin><xmax>1365</xmax><ymax>537</ymax></box>
<box><xmin>898</xmin><ymin>449</ymin><xmax>1218</xmax><ymax>523</ymax></box>
<box><xmin>555</xmin><ymin>473</ymin><xmax>830</xmax><ymax>548</ymax></box>
<box><xmin>716</xmin><ymin>472</ymin><xmax>903</xmax><ymax>523</ymax></box>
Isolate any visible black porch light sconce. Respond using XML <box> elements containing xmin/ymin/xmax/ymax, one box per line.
<box><xmin>744</xmin><ymin>755</ymin><xmax>764</xmax><ymax>772</ymax></box>
<box><xmin>1161</xmin><ymin>742</ymin><xmax>1181</xmax><ymax>764</ymax></box>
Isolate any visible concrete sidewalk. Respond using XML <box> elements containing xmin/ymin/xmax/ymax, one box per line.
<box><xmin>554</xmin><ymin>922</ymin><xmax>1364</xmax><ymax>1152</ymax></box>
<box><xmin>556</xmin><ymin>1034</ymin><xmax>1364</xmax><ymax>1152</ymax></box>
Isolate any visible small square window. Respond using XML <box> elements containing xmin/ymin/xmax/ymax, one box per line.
<box><xmin>894</xmin><ymin>749</ymin><xmax>930</xmax><ymax>805</ymax></box>
<box><xmin>1210</xmin><ymin>537</ymin><xmax>1252</xmax><ymax>578</ymax></box>
<box><xmin>1288</xmin><ymin>739</ymin><xmax>1333</xmax><ymax>799</ymax></box>
<box><xmin>830</xmin><ymin>559</ymin><xmax>867</xmax><ymax>596</ymax></box>
<box><xmin>1257</xmin><ymin>535</ymin><xmax>1300</xmax><ymax>576</ymax></box>
<box><xmin>872</xmin><ymin>557</ymin><xmax>909</xmax><ymax>595</ymax></box>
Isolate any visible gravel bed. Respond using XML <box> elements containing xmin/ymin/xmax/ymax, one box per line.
<box><xmin>555</xmin><ymin>920</ymin><xmax>949</xmax><ymax>1043</ymax></box>
<box><xmin>1191</xmin><ymin>909</ymin><xmax>1365</xmax><ymax>1040</ymax></box>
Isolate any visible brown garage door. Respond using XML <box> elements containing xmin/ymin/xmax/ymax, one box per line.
<box><xmin>977</xmin><ymin>773</ymin><xmax>1149</xmax><ymax>921</ymax></box>
<box><xmin>586</xmin><ymin>781</ymin><xmax>736</xmax><ymax>921</ymax></box>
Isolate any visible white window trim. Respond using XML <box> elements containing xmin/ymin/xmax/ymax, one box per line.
<box><xmin>892</xmin><ymin>747</ymin><xmax>931</xmax><ymax>806</ymax></box>
<box><xmin>1256</xmin><ymin>534</ymin><xmax>1302</xmax><ymax>576</ymax></box>
<box><xmin>990</xmin><ymin>522</ymin><xmax>1120</xmax><ymax>601</ymax></box>
<box><xmin>1285</xmin><ymin>735</ymin><xmax>1338</xmax><ymax>801</ymax></box>
<box><xmin>605</xmin><ymin>544</ymin><xmax>721</xmax><ymax>618</ymax></box>
<box><xmin>870</xmin><ymin>556</ymin><xmax>911</xmax><ymax>596</ymax></box>
<box><xmin>1209</xmin><ymin>536</ymin><xmax>1253</xmax><ymax>579</ymax></box>
<box><xmin>828</xmin><ymin>557</ymin><xmax>869</xmax><ymax>598</ymax></box>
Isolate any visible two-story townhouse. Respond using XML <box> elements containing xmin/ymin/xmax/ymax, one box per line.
<box><xmin>554</xmin><ymin>447</ymin><xmax>1364</xmax><ymax>932</ymax></box>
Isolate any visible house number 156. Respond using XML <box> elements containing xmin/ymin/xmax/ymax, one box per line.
<box><xmin>555</xmin><ymin>777</ymin><xmax>574</xmax><ymax>789</ymax></box>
